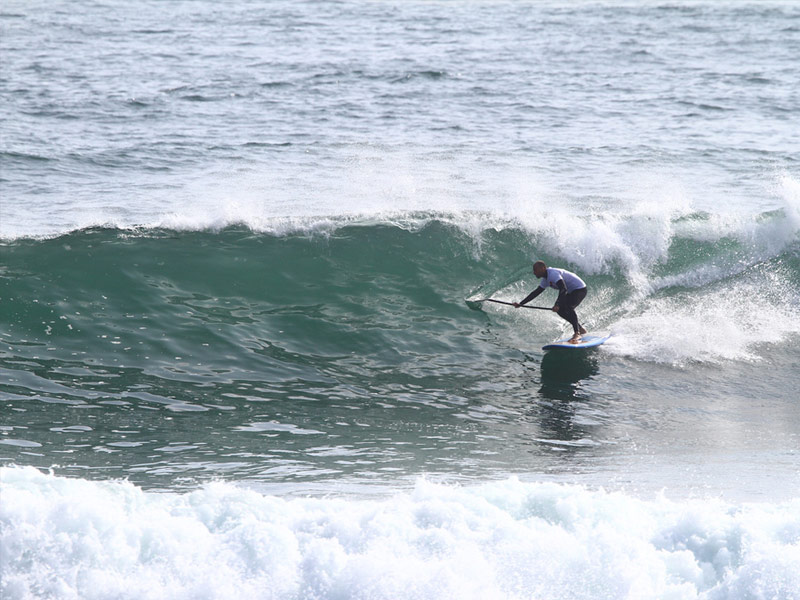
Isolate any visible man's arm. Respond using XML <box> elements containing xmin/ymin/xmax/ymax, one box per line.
<box><xmin>553</xmin><ymin>279</ymin><xmax>567</xmax><ymax>310</ymax></box>
<box><xmin>517</xmin><ymin>286</ymin><xmax>544</xmax><ymax>306</ymax></box>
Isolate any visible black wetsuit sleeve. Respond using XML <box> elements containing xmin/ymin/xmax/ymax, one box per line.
<box><xmin>519</xmin><ymin>286</ymin><xmax>544</xmax><ymax>306</ymax></box>
<box><xmin>555</xmin><ymin>280</ymin><xmax>567</xmax><ymax>306</ymax></box>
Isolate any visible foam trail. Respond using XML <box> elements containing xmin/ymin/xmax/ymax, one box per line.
<box><xmin>2</xmin><ymin>467</ymin><xmax>799</xmax><ymax>600</ymax></box>
<box><xmin>606</xmin><ymin>269</ymin><xmax>800</xmax><ymax>365</ymax></box>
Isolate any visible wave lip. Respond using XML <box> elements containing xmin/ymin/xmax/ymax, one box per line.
<box><xmin>2</xmin><ymin>466</ymin><xmax>799</xmax><ymax>600</ymax></box>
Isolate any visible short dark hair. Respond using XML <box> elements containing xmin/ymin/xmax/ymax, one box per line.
<box><xmin>533</xmin><ymin>260</ymin><xmax>547</xmax><ymax>271</ymax></box>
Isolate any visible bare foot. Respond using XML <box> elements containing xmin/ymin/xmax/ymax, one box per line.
<box><xmin>579</xmin><ymin>326</ymin><xmax>587</xmax><ymax>335</ymax></box>
<box><xmin>569</xmin><ymin>333</ymin><xmax>582</xmax><ymax>344</ymax></box>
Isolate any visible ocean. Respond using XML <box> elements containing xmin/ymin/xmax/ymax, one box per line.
<box><xmin>1</xmin><ymin>1</ymin><xmax>799</xmax><ymax>598</ymax></box>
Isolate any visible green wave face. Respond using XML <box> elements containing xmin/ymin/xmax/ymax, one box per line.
<box><xmin>3</xmin><ymin>223</ymin><xmax>507</xmax><ymax>374</ymax></box>
<box><xmin>3</xmin><ymin>217</ymin><xmax>799</xmax><ymax>376</ymax></box>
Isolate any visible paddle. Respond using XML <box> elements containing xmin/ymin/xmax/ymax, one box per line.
<box><xmin>466</xmin><ymin>298</ymin><xmax>552</xmax><ymax>310</ymax></box>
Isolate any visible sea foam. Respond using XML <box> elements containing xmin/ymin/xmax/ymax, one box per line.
<box><xmin>2</xmin><ymin>466</ymin><xmax>799</xmax><ymax>600</ymax></box>
<box><xmin>605</xmin><ymin>277</ymin><xmax>800</xmax><ymax>365</ymax></box>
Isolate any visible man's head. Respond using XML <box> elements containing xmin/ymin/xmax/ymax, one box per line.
<box><xmin>533</xmin><ymin>261</ymin><xmax>547</xmax><ymax>278</ymax></box>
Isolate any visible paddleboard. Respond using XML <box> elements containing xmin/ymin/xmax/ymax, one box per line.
<box><xmin>542</xmin><ymin>333</ymin><xmax>610</xmax><ymax>351</ymax></box>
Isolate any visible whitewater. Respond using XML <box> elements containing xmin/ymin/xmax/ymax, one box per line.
<box><xmin>3</xmin><ymin>466</ymin><xmax>800</xmax><ymax>600</ymax></box>
<box><xmin>2</xmin><ymin>1</ymin><xmax>800</xmax><ymax>599</ymax></box>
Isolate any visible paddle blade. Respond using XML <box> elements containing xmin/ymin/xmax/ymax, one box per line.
<box><xmin>465</xmin><ymin>298</ymin><xmax>486</xmax><ymax>310</ymax></box>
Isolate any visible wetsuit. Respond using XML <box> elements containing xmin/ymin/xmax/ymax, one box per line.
<box><xmin>519</xmin><ymin>267</ymin><xmax>587</xmax><ymax>333</ymax></box>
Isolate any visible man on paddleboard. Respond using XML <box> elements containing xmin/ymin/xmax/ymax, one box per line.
<box><xmin>514</xmin><ymin>261</ymin><xmax>588</xmax><ymax>343</ymax></box>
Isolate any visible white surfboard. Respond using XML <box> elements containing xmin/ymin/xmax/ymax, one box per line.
<box><xmin>542</xmin><ymin>333</ymin><xmax>610</xmax><ymax>351</ymax></box>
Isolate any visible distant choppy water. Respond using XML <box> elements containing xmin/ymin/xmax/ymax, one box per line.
<box><xmin>2</xmin><ymin>2</ymin><xmax>800</xmax><ymax>599</ymax></box>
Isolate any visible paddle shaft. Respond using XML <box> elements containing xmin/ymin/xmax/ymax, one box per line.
<box><xmin>479</xmin><ymin>298</ymin><xmax>552</xmax><ymax>311</ymax></box>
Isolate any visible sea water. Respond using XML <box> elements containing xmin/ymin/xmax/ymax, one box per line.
<box><xmin>1</xmin><ymin>1</ymin><xmax>799</xmax><ymax>598</ymax></box>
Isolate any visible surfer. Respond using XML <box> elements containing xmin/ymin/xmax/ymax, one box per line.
<box><xmin>514</xmin><ymin>261</ymin><xmax>588</xmax><ymax>343</ymax></box>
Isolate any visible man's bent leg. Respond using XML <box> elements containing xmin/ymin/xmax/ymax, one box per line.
<box><xmin>558</xmin><ymin>288</ymin><xmax>587</xmax><ymax>334</ymax></box>
<box><xmin>558</xmin><ymin>305</ymin><xmax>580</xmax><ymax>332</ymax></box>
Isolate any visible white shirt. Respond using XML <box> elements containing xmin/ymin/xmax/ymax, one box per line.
<box><xmin>539</xmin><ymin>268</ymin><xmax>586</xmax><ymax>293</ymax></box>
